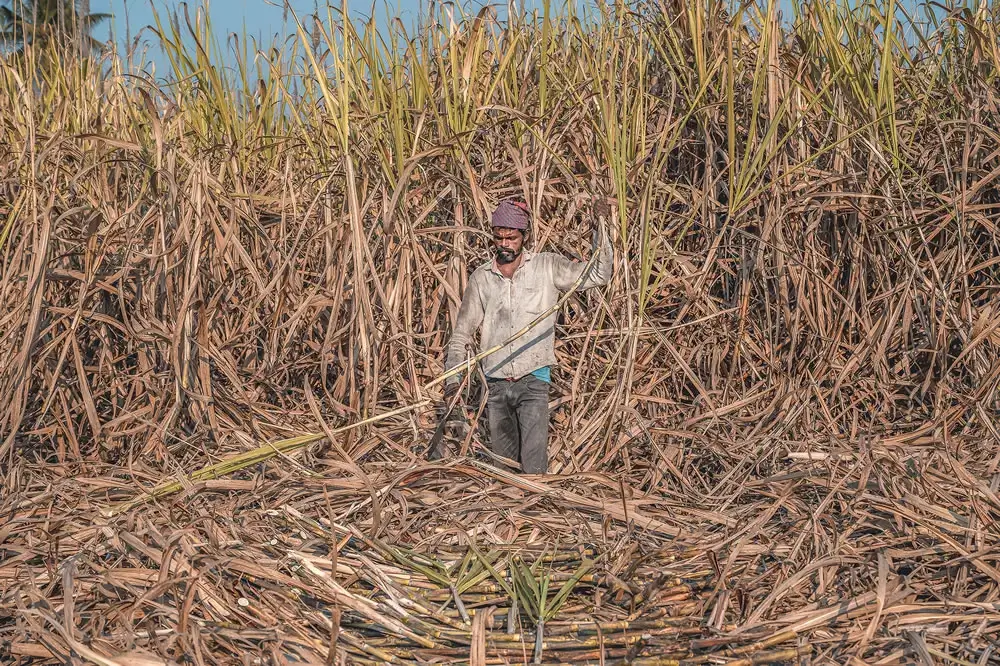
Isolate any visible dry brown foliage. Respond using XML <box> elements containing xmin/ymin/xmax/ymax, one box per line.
<box><xmin>2</xmin><ymin>0</ymin><xmax>1000</xmax><ymax>664</ymax></box>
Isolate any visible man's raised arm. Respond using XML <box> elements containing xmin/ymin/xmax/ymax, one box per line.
<box><xmin>552</xmin><ymin>211</ymin><xmax>614</xmax><ymax>292</ymax></box>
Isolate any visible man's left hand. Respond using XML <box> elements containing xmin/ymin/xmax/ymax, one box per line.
<box><xmin>591</xmin><ymin>199</ymin><xmax>611</xmax><ymax>250</ymax></box>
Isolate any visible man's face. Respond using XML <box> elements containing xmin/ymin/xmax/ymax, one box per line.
<box><xmin>493</xmin><ymin>227</ymin><xmax>525</xmax><ymax>265</ymax></box>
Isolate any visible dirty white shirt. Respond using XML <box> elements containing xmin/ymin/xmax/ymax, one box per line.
<box><xmin>444</xmin><ymin>227</ymin><xmax>613</xmax><ymax>384</ymax></box>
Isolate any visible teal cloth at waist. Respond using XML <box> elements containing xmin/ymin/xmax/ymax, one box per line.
<box><xmin>485</xmin><ymin>366</ymin><xmax>551</xmax><ymax>383</ymax></box>
<box><xmin>530</xmin><ymin>366</ymin><xmax>551</xmax><ymax>383</ymax></box>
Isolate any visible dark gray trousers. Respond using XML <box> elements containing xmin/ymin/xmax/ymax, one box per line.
<box><xmin>486</xmin><ymin>375</ymin><xmax>550</xmax><ymax>474</ymax></box>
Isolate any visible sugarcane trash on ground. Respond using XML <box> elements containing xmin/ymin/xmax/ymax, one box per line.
<box><xmin>4</xmin><ymin>444</ymin><xmax>999</xmax><ymax>664</ymax></box>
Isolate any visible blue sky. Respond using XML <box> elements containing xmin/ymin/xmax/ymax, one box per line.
<box><xmin>91</xmin><ymin>0</ymin><xmax>522</xmax><ymax>76</ymax></box>
<box><xmin>88</xmin><ymin>0</ymin><xmax>936</xmax><ymax>78</ymax></box>
<box><xmin>94</xmin><ymin>0</ymin><xmax>496</xmax><ymax>49</ymax></box>
<box><xmin>95</xmin><ymin>0</ymin><xmax>421</xmax><ymax>36</ymax></box>
<box><xmin>91</xmin><ymin>0</ymin><xmax>935</xmax><ymax>47</ymax></box>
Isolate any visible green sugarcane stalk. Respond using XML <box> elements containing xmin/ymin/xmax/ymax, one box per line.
<box><xmin>449</xmin><ymin>582</ymin><xmax>470</xmax><ymax>623</ymax></box>
<box><xmin>534</xmin><ymin>619</ymin><xmax>545</xmax><ymax>664</ymax></box>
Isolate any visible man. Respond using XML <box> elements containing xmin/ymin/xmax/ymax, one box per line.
<box><xmin>438</xmin><ymin>198</ymin><xmax>613</xmax><ymax>473</ymax></box>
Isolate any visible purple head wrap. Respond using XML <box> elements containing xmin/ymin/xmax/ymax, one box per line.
<box><xmin>491</xmin><ymin>200</ymin><xmax>530</xmax><ymax>230</ymax></box>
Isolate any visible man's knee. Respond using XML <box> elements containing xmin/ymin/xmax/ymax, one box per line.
<box><xmin>487</xmin><ymin>397</ymin><xmax>520</xmax><ymax>461</ymax></box>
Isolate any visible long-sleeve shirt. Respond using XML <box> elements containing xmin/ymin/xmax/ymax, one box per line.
<box><xmin>444</xmin><ymin>224</ymin><xmax>613</xmax><ymax>385</ymax></box>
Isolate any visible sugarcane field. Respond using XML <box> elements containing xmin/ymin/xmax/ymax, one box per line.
<box><xmin>3</xmin><ymin>0</ymin><xmax>1000</xmax><ymax>663</ymax></box>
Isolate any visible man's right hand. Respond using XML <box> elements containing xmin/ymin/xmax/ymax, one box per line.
<box><xmin>429</xmin><ymin>383</ymin><xmax>469</xmax><ymax>460</ymax></box>
<box><xmin>441</xmin><ymin>384</ymin><xmax>469</xmax><ymax>431</ymax></box>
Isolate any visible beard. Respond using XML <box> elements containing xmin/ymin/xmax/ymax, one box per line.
<box><xmin>495</xmin><ymin>247</ymin><xmax>521</xmax><ymax>265</ymax></box>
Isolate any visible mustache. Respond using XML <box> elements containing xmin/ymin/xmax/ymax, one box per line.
<box><xmin>495</xmin><ymin>247</ymin><xmax>520</xmax><ymax>263</ymax></box>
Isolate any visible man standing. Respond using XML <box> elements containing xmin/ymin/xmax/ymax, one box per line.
<box><xmin>437</xmin><ymin>198</ymin><xmax>613</xmax><ymax>473</ymax></box>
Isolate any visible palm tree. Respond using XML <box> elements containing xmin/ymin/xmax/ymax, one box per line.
<box><xmin>0</xmin><ymin>0</ymin><xmax>111</xmax><ymax>56</ymax></box>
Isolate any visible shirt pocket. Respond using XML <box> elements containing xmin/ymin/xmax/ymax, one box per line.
<box><xmin>519</xmin><ymin>285</ymin><xmax>548</xmax><ymax>315</ymax></box>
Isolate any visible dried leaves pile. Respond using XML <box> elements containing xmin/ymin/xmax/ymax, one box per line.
<box><xmin>3</xmin><ymin>444</ymin><xmax>1000</xmax><ymax>665</ymax></box>
<box><xmin>4</xmin><ymin>0</ymin><xmax>1000</xmax><ymax>663</ymax></box>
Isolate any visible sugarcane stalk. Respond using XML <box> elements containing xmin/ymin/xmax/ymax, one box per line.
<box><xmin>335</xmin><ymin>629</ymin><xmax>406</xmax><ymax>663</ymax></box>
<box><xmin>714</xmin><ymin>630</ymin><xmax>799</xmax><ymax>656</ymax></box>
<box><xmin>534</xmin><ymin>619</ymin><xmax>545</xmax><ymax>664</ymax></box>
<box><xmin>450</xmin><ymin>582</ymin><xmax>471</xmax><ymax>623</ymax></box>
<box><xmin>396</xmin><ymin>596</ymin><xmax>470</xmax><ymax>632</ymax></box>
<box><xmin>715</xmin><ymin>645</ymin><xmax>812</xmax><ymax>666</ymax></box>
<box><xmin>545</xmin><ymin>613</ymin><xmax>691</xmax><ymax>636</ymax></box>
